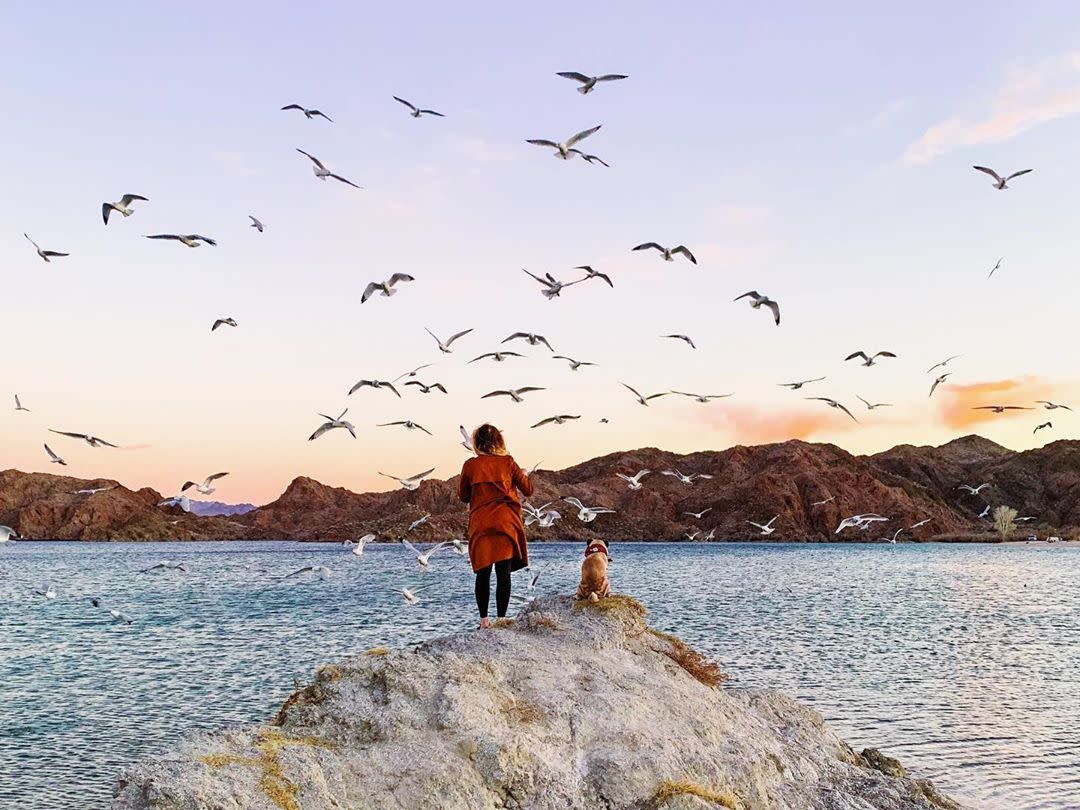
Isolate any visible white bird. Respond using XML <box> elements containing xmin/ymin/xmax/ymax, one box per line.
<box><xmin>683</xmin><ymin>508</ymin><xmax>713</xmax><ymax>519</ymax></box>
<box><xmin>845</xmin><ymin>350</ymin><xmax>896</xmax><ymax>367</ymax></box>
<box><xmin>563</xmin><ymin>497</ymin><xmax>615</xmax><ymax>523</ymax></box>
<box><xmin>661</xmin><ymin>469</ymin><xmax>713</xmax><ymax>486</ymax></box>
<box><xmin>929</xmin><ymin>373</ymin><xmax>951</xmax><ymax>398</ymax></box>
<box><xmin>459</xmin><ymin>425</ymin><xmax>475</xmax><ymax>454</ymax></box>
<box><xmin>49</xmin><ymin>429</ymin><xmax>118</xmax><ymax>448</ymax></box>
<box><xmin>282</xmin><ymin>565</ymin><xmax>333</xmax><ymax>581</ymax></box>
<box><xmin>451</xmin><ymin>539</ymin><xmax>467</xmax><ymax>556</ymax></box>
<box><xmin>927</xmin><ymin>356</ymin><xmax>961</xmax><ymax>374</ymax></box>
<box><xmin>501</xmin><ymin>332</ymin><xmax>554</xmax><ymax>351</ymax></box>
<box><xmin>685</xmin><ymin>531</ymin><xmax>701</xmax><ymax>541</ymax></box>
<box><xmin>140</xmin><ymin>560</ymin><xmax>187</xmax><ymax>573</ymax></box>
<box><xmin>522</xmin><ymin>268</ymin><xmax>581</xmax><ymax>300</ymax></box>
<box><xmin>145</xmin><ymin>233</ymin><xmax>217</xmax><ymax>248</ymax></box>
<box><xmin>779</xmin><ymin>377</ymin><xmax>825</xmax><ymax>390</ymax></box>
<box><xmin>857</xmin><ymin>396</ymin><xmax>893</xmax><ymax>410</ymax></box>
<box><xmin>248</xmin><ymin>215</ymin><xmax>264</xmax><ymax>232</ymax></box>
<box><xmin>280</xmin><ymin>104</ymin><xmax>333</xmax><ymax>121</ymax></box>
<box><xmin>33</xmin><ymin>583</ymin><xmax>57</xmax><ymax>599</ymax></box>
<box><xmin>622</xmin><ymin>382</ymin><xmax>668</xmax><ymax>406</ymax></box>
<box><xmin>71</xmin><ymin>486</ymin><xmax>115</xmax><ymax>496</ymax></box>
<box><xmin>348</xmin><ymin>379</ymin><xmax>401</xmax><ymax>397</ymax></box>
<box><xmin>531</xmin><ymin>415</ymin><xmax>580</xmax><ymax>428</ymax></box>
<box><xmin>402</xmin><ymin>539</ymin><xmax>448</xmax><ymax>568</ymax></box>
<box><xmin>102</xmin><ymin>193</ymin><xmax>149</xmax><ymax>224</ymax></box>
<box><xmin>835</xmin><ymin>514</ymin><xmax>887</xmax><ymax>533</ymax></box>
<box><xmin>24</xmin><ymin>233</ymin><xmax>69</xmax><ymax>262</ymax></box>
<box><xmin>402</xmin><ymin>587</ymin><xmax>422</xmax><ymax>605</ymax></box>
<box><xmin>632</xmin><ymin>242</ymin><xmax>697</xmax><ymax>264</ymax></box>
<box><xmin>426</xmin><ymin>327</ymin><xmax>473</xmax><ymax>353</ymax></box>
<box><xmin>309</xmin><ymin>409</ymin><xmax>357</xmax><ymax>441</ymax></box>
<box><xmin>617</xmin><ymin>470</ymin><xmax>652</xmax><ymax>490</ymax></box>
<box><xmin>379</xmin><ymin>467</ymin><xmax>436</xmax><ymax>491</ymax></box>
<box><xmin>662</xmin><ymin>334</ymin><xmax>697</xmax><ymax>349</ymax></box>
<box><xmin>747</xmin><ymin>516</ymin><xmax>778</xmax><ymax>535</ymax></box>
<box><xmin>703</xmin><ymin>528</ymin><xmax>716</xmax><ymax>541</ymax></box>
<box><xmin>1034</xmin><ymin>421</ymin><xmax>1053</xmax><ymax>434</ymax></box>
<box><xmin>552</xmin><ymin>356</ymin><xmax>596</xmax><ymax>371</ymax></box>
<box><xmin>672</xmin><ymin>391</ymin><xmax>734</xmax><ymax>403</ymax></box>
<box><xmin>958</xmin><ymin>483</ymin><xmax>990</xmax><ymax>495</ymax></box>
<box><xmin>889</xmin><ymin>528</ymin><xmax>903</xmax><ymax>544</ymax></box>
<box><xmin>158</xmin><ymin>495</ymin><xmax>191</xmax><ymax>513</ymax></box>
<box><xmin>987</xmin><ymin>258</ymin><xmax>1002</xmax><ymax>279</ymax></box>
<box><xmin>14</xmin><ymin>394</ymin><xmax>29</xmax><ymax>412</ymax></box>
<box><xmin>555</xmin><ymin>71</ymin><xmax>628</xmax><ymax>94</ymax></box>
<box><xmin>377</xmin><ymin>420</ymin><xmax>433</xmax><ymax>436</ymax></box>
<box><xmin>469</xmin><ymin>351</ymin><xmax>524</xmax><ymax>364</ymax></box>
<box><xmin>973</xmin><ymin>165</ymin><xmax>1032</xmax><ymax>190</ymax></box>
<box><xmin>482</xmin><ymin>387</ymin><xmax>545</xmax><ymax>403</ymax></box>
<box><xmin>972</xmin><ymin>405</ymin><xmax>1032</xmax><ymax>414</ymax></box>
<box><xmin>404</xmin><ymin>381</ymin><xmax>447</xmax><ymax>394</ymax></box>
<box><xmin>393</xmin><ymin>96</ymin><xmax>444</xmax><ymax>118</ymax></box>
<box><xmin>361</xmin><ymin>273</ymin><xmax>414</xmax><ymax>303</ymax></box>
<box><xmin>734</xmin><ymin>291</ymin><xmax>780</xmax><ymax>325</ymax></box>
<box><xmin>181</xmin><ymin>472</ymin><xmax>229</xmax><ymax>496</ymax></box>
<box><xmin>812</xmin><ymin>496</ymin><xmax>835</xmax><ymax>506</ymax></box>
<box><xmin>0</xmin><ymin>526</ymin><xmax>19</xmax><ymax>543</ymax></box>
<box><xmin>1036</xmin><ymin>401</ymin><xmax>1072</xmax><ymax>411</ymax></box>
<box><xmin>296</xmin><ymin>149</ymin><xmax>362</xmax><ymax>188</ymax></box>
<box><xmin>910</xmin><ymin>518</ymin><xmax>932</xmax><ymax>529</ymax></box>
<box><xmin>349</xmin><ymin>534</ymin><xmax>377</xmax><ymax>557</ymax></box>
<box><xmin>978</xmin><ymin>505</ymin><xmax>991</xmax><ymax>519</ymax></box>
<box><xmin>406</xmin><ymin>514</ymin><xmax>431</xmax><ymax>533</ymax></box>
<box><xmin>1016</xmin><ymin>516</ymin><xmax>1038</xmax><ymax>523</ymax></box>
<box><xmin>108</xmin><ymin>609</ymin><xmax>134</xmax><ymax>625</ymax></box>
<box><xmin>573</xmin><ymin>265</ymin><xmax>613</xmax><ymax>287</ymax></box>
<box><xmin>211</xmin><ymin>317</ymin><xmax>237</xmax><ymax>331</ymax></box>
<box><xmin>526</xmin><ymin>125</ymin><xmax>601</xmax><ymax>159</ymax></box>
<box><xmin>530</xmin><ymin>506</ymin><xmax>563</xmax><ymax>529</ymax></box>
<box><xmin>393</xmin><ymin>363</ymin><xmax>434</xmax><ymax>382</ymax></box>
<box><xmin>805</xmin><ymin>397</ymin><xmax>859</xmax><ymax>423</ymax></box>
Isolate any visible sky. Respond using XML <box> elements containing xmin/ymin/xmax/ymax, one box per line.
<box><xmin>4</xmin><ymin>1</ymin><xmax>1080</xmax><ymax>504</ymax></box>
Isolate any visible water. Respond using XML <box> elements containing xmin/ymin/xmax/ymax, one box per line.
<box><xmin>1</xmin><ymin>541</ymin><xmax>1077</xmax><ymax>809</ymax></box>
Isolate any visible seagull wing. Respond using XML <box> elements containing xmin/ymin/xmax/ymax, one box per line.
<box><xmin>526</xmin><ymin>139</ymin><xmax>559</xmax><ymax>148</ymax></box>
<box><xmin>1005</xmin><ymin>169</ymin><xmax>1033</xmax><ymax>181</ymax></box>
<box><xmin>308</xmin><ymin>422</ymin><xmax>334</xmax><ymax>441</ymax></box>
<box><xmin>566</xmin><ymin>125</ymin><xmax>601</xmax><ymax>147</ymax></box>
<box><xmin>393</xmin><ymin>96</ymin><xmax>420</xmax><ymax>114</ymax></box>
<box><xmin>874</xmin><ymin>351</ymin><xmax>897</xmax><ymax>359</ymax></box>
<box><xmin>763</xmin><ymin>300</ymin><xmax>781</xmax><ymax>325</ymax></box>
<box><xmin>632</xmin><ymin>242</ymin><xmax>664</xmax><ymax>253</ymax></box>
<box><xmin>621</xmin><ymin>382</ymin><xmax>645</xmax><ymax>402</ymax></box>
<box><xmin>205</xmin><ymin>472</ymin><xmax>229</xmax><ymax>483</ymax></box>
<box><xmin>672</xmin><ymin>246</ymin><xmax>697</xmax><ymax>264</ymax></box>
<box><xmin>296</xmin><ymin>149</ymin><xmax>327</xmax><ymax>171</ymax></box>
<box><xmin>531</xmin><ymin>418</ymin><xmax>555</xmax><ymax>428</ymax></box>
<box><xmin>119</xmin><ymin>194</ymin><xmax>149</xmax><ymax>206</ymax></box>
<box><xmin>44</xmin><ymin>444</ymin><xmax>63</xmax><ymax>463</ymax></box>
<box><xmin>733</xmin><ymin>290</ymin><xmax>759</xmax><ymax>302</ymax></box>
<box><xmin>445</xmin><ymin>328</ymin><xmax>473</xmax><ymax>346</ymax></box>
<box><xmin>361</xmin><ymin>282</ymin><xmax>381</xmax><ymax>303</ymax></box>
<box><xmin>845</xmin><ymin>351</ymin><xmax>870</xmax><ymax>362</ymax></box>
<box><xmin>555</xmin><ymin>71</ymin><xmax>591</xmax><ymax>83</ymax></box>
<box><xmin>973</xmin><ymin>165</ymin><xmax>1004</xmax><ymax>183</ymax></box>
<box><xmin>281</xmin><ymin>104</ymin><xmax>304</xmax><ymax>111</ymax></box>
<box><xmin>328</xmin><ymin>173</ymin><xmax>362</xmax><ymax>188</ymax></box>
<box><xmin>595</xmin><ymin>74</ymin><xmax>629</xmax><ymax>82</ymax></box>
<box><xmin>502</xmin><ymin>332</ymin><xmax>529</xmax><ymax>343</ymax></box>
<box><xmin>49</xmin><ymin>429</ymin><xmax>87</xmax><ymax>440</ymax></box>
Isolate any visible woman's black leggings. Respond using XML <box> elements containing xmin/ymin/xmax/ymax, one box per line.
<box><xmin>475</xmin><ymin>559</ymin><xmax>512</xmax><ymax>618</ymax></box>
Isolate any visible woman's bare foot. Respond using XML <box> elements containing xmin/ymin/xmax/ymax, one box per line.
<box><xmin>479</xmin><ymin>617</ymin><xmax>491</xmax><ymax>629</ymax></box>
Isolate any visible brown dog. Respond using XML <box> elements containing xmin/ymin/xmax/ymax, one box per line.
<box><xmin>575</xmin><ymin>540</ymin><xmax>612</xmax><ymax>602</ymax></box>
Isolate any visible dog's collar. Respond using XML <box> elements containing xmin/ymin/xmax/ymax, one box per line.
<box><xmin>584</xmin><ymin>542</ymin><xmax>609</xmax><ymax>559</ymax></box>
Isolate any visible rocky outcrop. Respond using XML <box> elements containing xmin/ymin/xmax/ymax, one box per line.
<box><xmin>112</xmin><ymin>595</ymin><xmax>963</xmax><ymax>810</ymax></box>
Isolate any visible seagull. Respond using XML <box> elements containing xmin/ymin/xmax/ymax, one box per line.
<box><xmin>563</xmin><ymin>497</ymin><xmax>615</xmax><ymax>523</ymax></box>
<box><xmin>280</xmin><ymin>104</ymin><xmax>333</xmax><ymax>121</ymax></box>
<box><xmin>685</xmin><ymin>531</ymin><xmax>701</xmax><ymax>541</ymax></box>
<box><xmin>144</xmin><ymin>234</ymin><xmax>217</xmax><ymax>248</ymax></box>
<box><xmin>14</xmin><ymin>395</ymin><xmax>29</xmax><ymax>412</ymax></box>
<box><xmin>282</xmin><ymin>565</ymin><xmax>333</xmax><ymax>581</ymax></box>
<box><xmin>158</xmin><ymin>494</ymin><xmax>191</xmax><ymax>512</ymax></box>
<box><xmin>1016</xmin><ymin>516</ymin><xmax>1038</xmax><ymax>523</ymax></box>
<box><xmin>181</xmin><ymin>472</ymin><xmax>229</xmax><ymax>495</ymax></box>
<box><xmin>402</xmin><ymin>539</ymin><xmax>449</xmax><ymax>568</ymax></box>
<box><xmin>33</xmin><ymin>583</ymin><xmax>57</xmax><ymax>599</ymax></box>
<box><xmin>522</xmin><ymin>268</ymin><xmax>581</xmax><ymax>299</ymax></box>
<box><xmin>459</xmin><ymin>425</ymin><xmax>475</xmax><ymax>453</ymax></box>
<box><xmin>531</xmin><ymin>414</ymin><xmax>580</xmax><ymax>428</ymax></box>
<box><xmin>1034</xmin><ymin>422</ymin><xmax>1053</xmax><ymax>434</ymax></box>
<box><xmin>296</xmin><ymin>149</ymin><xmax>362</xmax><ymax>188</ymax></box>
<box><xmin>779</xmin><ymin>377</ymin><xmax>825</xmax><ymax>390</ymax></box>
<box><xmin>978</xmin><ymin>505</ymin><xmax>991</xmax><ymax>519</ymax></box>
<box><xmin>361</xmin><ymin>273</ymin><xmax>414</xmax><ymax>303</ymax></box>
<box><xmin>845</xmin><ymin>351</ymin><xmax>897</xmax><ymax>367</ymax></box>
<box><xmin>426</xmin><ymin>327</ymin><xmax>473</xmax><ymax>353</ymax></box>
<box><xmin>910</xmin><ymin>518</ymin><xmax>932</xmax><ymax>529</ymax></box>
<box><xmin>392</xmin><ymin>96</ymin><xmax>444</xmax><ymax>118</ymax></box>
<box><xmin>616</xmin><ymin>470</ymin><xmax>651</xmax><ymax>490</ymax></box>
<box><xmin>805</xmin><ymin>397</ymin><xmax>858</xmax><ymax>422</ymax></box>
<box><xmin>857</xmin><ymin>396</ymin><xmax>892</xmax><ymax>410</ymax></box>
<box><xmin>632</xmin><ymin>243</ymin><xmax>697</xmax><ymax>264</ymax></box>
<box><xmin>811</xmin><ymin>496</ymin><xmax>835</xmax><ymax>506</ymax></box>
<box><xmin>212</xmin><ymin>318</ymin><xmax>237</xmax><ymax>331</ymax></box>
<box><xmin>526</xmin><ymin>567</ymin><xmax>541</xmax><ymax>591</ymax></box>
<box><xmin>483</xmin><ymin>387</ymin><xmax>545</xmax><ymax>403</ymax></box>
<box><xmin>451</xmin><ymin>539</ymin><xmax>467</xmax><ymax>556</ymax></box>
<box><xmin>71</xmin><ymin>486</ymin><xmax>115</xmax><ymax>496</ymax></box>
<box><xmin>555</xmin><ymin>71</ymin><xmax>628</xmax><ymax>94</ymax></box>
<box><xmin>973</xmin><ymin>165</ymin><xmax>1033</xmax><ymax>190</ymax></box>
<box><xmin>524</xmin><ymin>503</ymin><xmax>562</xmax><ymax>528</ymax></box>
<box><xmin>1036</xmin><ymin>401</ymin><xmax>1072</xmax><ymax>411</ymax></box>
<box><xmin>102</xmin><ymin>194</ymin><xmax>149</xmax><ymax>224</ymax></box>
<box><xmin>140</xmin><ymin>560</ymin><xmax>187</xmax><ymax>574</ymax></box>
<box><xmin>987</xmin><ymin>258</ymin><xmax>1002</xmax><ymax>279</ymax></box>
<box><xmin>927</xmin><ymin>356</ymin><xmax>961</xmax><ymax>374</ymax></box>
<box><xmin>406</xmin><ymin>515</ymin><xmax>430</xmax><ymax>534</ymax></box>
<box><xmin>552</xmin><ymin>356</ymin><xmax>596</xmax><ymax>371</ymax></box>
<box><xmin>23</xmin><ymin>233</ymin><xmax>68</xmax><ymax>262</ymax></box>
<box><xmin>929</xmin><ymin>373</ymin><xmax>951</xmax><ymax>398</ymax></box>
<box><xmin>574</xmin><ymin>152</ymin><xmax>610</xmax><ymax>167</ymax></box>
<box><xmin>350</xmin><ymin>534</ymin><xmax>376</xmax><ymax>556</ymax></box>
<box><xmin>734</xmin><ymin>291</ymin><xmax>780</xmax><ymax>325</ymax></box>
<box><xmin>889</xmin><ymin>528</ymin><xmax>903</xmax><ymax>544</ymax></box>
<box><xmin>835</xmin><ymin>514</ymin><xmax>887</xmax><ymax>533</ymax></box>
<box><xmin>672</xmin><ymin>391</ymin><xmax>734</xmax><ymax>403</ymax></box>
<box><xmin>404</xmin><ymin>381</ymin><xmax>447</xmax><ymax>394</ymax></box>
<box><xmin>501</xmin><ymin>332</ymin><xmax>554</xmax><ymax>351</ymax></box>
<box><xmin>972</xmin><ymin>405</ymin><xmax>1032</xmax><ymax>414</ymax></box>
<box><xmin>526</xmin><ymin>125</ymin><xmax>601</xmax><ymax>159</ymax></box>
<box><xmin>573</xmin><ymin>265</ymin><xmax>613</xmax><ymax>287</ymax></box>
<box><xmin>622</xmin><ymin>383</ymin><xmax>668</xmax><ymax>406</ymax></box>
<box><xmin>43</xmin><ymin>444</ymin><xmax>66</xmax><ymax>466</ymax></box>
<box><xmin>958</xmin><ymin>483</ymin><xmax>990</xmax><ymax>495</ymax></box>
<box><xmin>377</xmin><ymin>420</ymin><xmax>433</xmax><ymax>435</ymax></box>
<box><xmin>703</xmin><ymin>528</ymin><xmax>716</xmax><ymax>541</ymax></box>
<box><xmin>662</xmin><ymin>334</ymin><xmax>696</xmax><ymax>349</ymax></box>
<box><xmin>348</xmin><ymin>379</ymin><xmax>401</xmax><ymax>397</ymax></box>
<box><xmin>0</xmin><ymin>526</ymin><xmax>18</xmax><ymax>543</ymax></box>
<box><xmin>309</xmin><ymin>409</ymin><xmax>357</xmax><ymax>441</ymax></box>
<box><xmin>248</xmin><ymin>215</ymin><xmax>264</xmax><ymax>232</ymax></box>
<box><xmin>402</xmin><ymin>587</ymin><xmax>422</xmax><ymax>605</ymax></box>
<box><xmin>660</xmin><ymin>469</ymin><xmax>713</xmax><ymax>486</ymax></box>
<box><xmin>379</xmin><ymin>467</ymin><xmax>436</xmax><ymax>491</ymax></box>
<box><xmin>747</xmin><ymin>516</ymin><xmax>778</xmax><ymax>535</ymax></box>
<box><xmin>108</xmin><ymin>609</ymin><xmax>134</xmax><ymax>625</ymax></box>
<box><xmin>48</xmin><ymin>430</ymin><xmax>118</xmax><ymax>448</ymax></box>
<box><xmin>393</xmin><ymin>364</ymin><xmax>434</xmax><ymax>382</ymax></box>
<box><xmin>683</xmin><ymin>508</ymin><xmax>713</xmax><ymax>520</ymax></box>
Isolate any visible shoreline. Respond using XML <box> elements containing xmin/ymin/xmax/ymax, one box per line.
<box><xmin>8</xmin><ymin>537</ymin><xmax>1077</xmax><ymax>545</ymax></box>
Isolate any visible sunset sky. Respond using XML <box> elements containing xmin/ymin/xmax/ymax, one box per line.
<box><xmin>4</xmin><ymin>2</ymin><xmax>1080</xmax><ymax>504</ymax></box>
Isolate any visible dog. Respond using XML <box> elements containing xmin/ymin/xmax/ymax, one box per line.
<box><xmin>575</xmin><ymin>539</ymin><xmax>612</xmax><ymax>602</ymax></box>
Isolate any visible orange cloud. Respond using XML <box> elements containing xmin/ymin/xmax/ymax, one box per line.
<box><xmin>937</xmin><ymin>377</ymin><xmax>1056</xmax><ymax>429</ymax></box>
<box><xmin>694</xmin><ymin>403</ymin><xmax>858</xmax><ymax>444</ymax></box>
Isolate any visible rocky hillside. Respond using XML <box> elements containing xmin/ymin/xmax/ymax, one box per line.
<box><xmin>4</xmin><ymin>435</ymin><xmax>1078</xmax><ymax>541</ymax></box>
<box><xmin>112</xmin><ymin>595</ymin><xmax>963</xmax><ymax>810</ymax></box>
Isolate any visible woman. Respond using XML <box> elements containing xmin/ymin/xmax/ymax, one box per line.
<box><xmin>458</xmin><ymin>424</ymin><xmax>534</xmax><ymax>628</ymax></box>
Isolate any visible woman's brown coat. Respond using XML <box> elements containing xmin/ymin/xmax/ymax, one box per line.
<box><xmin>458</xmin><ymin>454</ymin><xmax>534</xmax><ymax>572</ymax></box>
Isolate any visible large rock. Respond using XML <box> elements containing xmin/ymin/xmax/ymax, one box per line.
<box><xmin>112</xmin><ymin>596</ymin><xmax>964</xmax><ymax>810</ymax></box>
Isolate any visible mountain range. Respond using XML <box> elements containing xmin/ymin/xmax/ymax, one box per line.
<box><xmin>2</xmin><ymin>435</ymin><xmax>1077</xmax><ymax>542</ymax></box>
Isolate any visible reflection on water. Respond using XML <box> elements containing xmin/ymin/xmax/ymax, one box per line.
<box><xmin>1</xmin><ymin>541</ymin><xmax>1077</xmax><ymax>809</ymax></box>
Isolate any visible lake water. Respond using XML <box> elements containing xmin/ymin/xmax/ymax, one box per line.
<box><xmin>1</xmin><ymin>541</ymin><xmax>1077</xmax><ymax>809</ymax></box>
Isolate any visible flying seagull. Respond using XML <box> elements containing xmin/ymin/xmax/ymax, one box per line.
<box><xmin>987</xmin><ymin>258</ymin><xmax>1002</xmax><ymax>279</ymax></box>
<box><xmin>660</xmin><ymin>469</ymin><xmax>713</xmax><ymax>486</ymax></box>
<box><xmin>404</xmin><ymin>381</ymin><xmax>447</xmax><ymax>394</ymax></box>
<box><xmin>361</xmin><ymin>273</ymin><xmax>415</xmax><ymax>303</ymax></box>
<box><xmin>48</xmin><ymin>429</ymin><xmax>117</xmax><ymax>448</ymax></box>
<box><xmin>973</xmin><ymin>165</ymin><xmax>1032</xmax><ymax>190</ymax></box>
<box><xmin>685</xmin><ymin>531</ymin><xmax>701</xmax><ymax>541</ymax></box>
<box><xmin>972</xmin><ymin>405</ymin><xmax>1032</xmax><ymax>414</ymax></box>
<box><xmin>459</xmin><ymin>425</ymin><xmax>475</xmax><ymax>454</ymax></box>
<box><xmin>1034</xmin><ymin>422</ymin><xmax>1052</xmax><ymax>434</ymax></box>
<box><xmin>563</xmin><ymin>497</ymin><xmax>615</xmax><ymax>523</ymax></box>
<box><xmin>280</xmin><ymin>104</ymin><xmax>333</xmax><ymax>121</ymax></box>
<box><xmin>531</xmin><ymin>414</ymin><xmax>580</xmax><ymax>428</ymax></box>
<box><xmin>622</xmin><ymin>382</ymin><xmax>668</xmax><ymax>406</ymax></box>
<box><xmin>349</xmin><ymin>534</ymin><xmax>376</xmax><ymax>557</ymax></box>
<box><xmin>747</xmin><ymin>516</ymin><xmax>779</xmax><ymax>536</ymax></box>
<box><xmin>43</xmin><ymin>443</ymin><xmax>66</xmax><ymax>465</ymax></box>
<box><xmin>929</xmin><ymin>373</ymin><xmax>951</xmax><ymax>398</ymax></box>
<box><xmin>348</xmin><ymin>379</ymin><xmax>401</xmax><ymax>397</ymax></box>
<box><xmin>181</xmin><ymin>472</ymin><xmax>229</xmax><ymax>495</ymax></box>
<box><xmin>684</xmin><ymin>508</ymin><xmax>713</xmax><ymax>520</ymax></box>
<box><xmin>140</xmin><ymin>560</ymin><xmax>187</xmax><ymax>574</ymax></box>
<box><xmin>468</xmin><ymin>351</ymin><xmax>524</xmax><ymax>364</ymax></box>
<box><xmin>845</xmin><ymin>351</ymin><xmax>896</xmax><ymax>367</ymax></box>
<box><xmin>212</xmin><ymin>317</ymin><xmax>237</xmax><ymax>331</ymax></box>
<box><xmin>158</xmin><ymin>494</ymin><xmax>191</xmax><ymax>512</ymax></box>
<box><xmin>779</xmin><ymin>377</ymin><xmax>825</xmax><ymax>390</ymax></box>
<box><xmin>145</xmin><ymin>234</ymin><xmax>216</xmax><ymax>248</ymax></box>
<box><xmin>632</xmin><ymin>242</ymin><xmax>697</xmax><ymax>264</ymax></box>
<box><xmin>734</xmin><ymin>291</ymin><xmax>780</xmax><ymax>325</ymax></box>
<box><xmin>555</xmin><ymin>71</ymin><xmax>628</xmax><ymax>94</ymax></box>
<box><xmin>33</xmin><ymin>583</ymin><xmax>57</xmax><ymax>599</ymax></box>
<box><xmin>482</xmin><ymin>387</ymin><xmax>545</xmax><ymax>403</ymax></box>
<box><xmin>392</xmin><ymin>96</ymin><xmax>444</xmax><ymax>118</ymax></box>
<box><xmin>406</xmin><ymin>515</ymin><xmax>430</xmax><ymax>534</ymax></box>
<box><xmin>1036</xmin><ymin>401</ymin><xmax>1072</xmax><ymax>411</ymax></box>
<box><xmin>72</xmin><ymin>486</ymin><xmax>115</xmax><ymax>496</ymax></box>
<box><xmin>282</xmin><ymin>565</ymin><xmax>333</xmax><ymax>581</ymax></box>
<box><xmin>402</xmin><ymin>539</ymin><xmax>449</xmax><ymax>568</ymax></box>
<box><xmin>835</xmin><ymin>514</ymin><xmax>888</xmax><ymax>533</ymax></box>
<box><xmin>526</xmin><ymin>124</ymin><xmax>601</xmax><ymax>159</ymax></box>
<box><xmin>379</xmin><ymin>467</ymin><xmax>436</xmax><ymax>491</ymax></box>
<box><xmin>811</xmin><ymin>496</ymin><xmax>835</xmax><ymax>506</ymax></box>
<box><xmin>426</xmin><ymin>327</ymin><xmax>473</xmax><ymax>353</ymax></box>
<box><xmin>909</xmin><ymin>518</ymin><xmax>932</xmax><ymax>530</ymax></box>
<box><xmin>14</xmin><ymin>395</ymin><xmax>29</xmax><ymax>412</ymax></box>
<box><xmin>393</xmin><ymin>363</ymin><xmax>433</xmax><ymax>382</ymax></box>
<box><xmin>958</xmin><ymin>483</ymin><xmax>990</xmax><ymax>495</ymax></box>
<box><xmin>927</xmin><ymin>356</ymin><xmax>961</xmax><ymax>374</ymax></box>
<box><xmin>296</xmin><ymin>148</ymin><xmax>362</xmax><ymax>188</ymax></box>
<box><xmin>857</xmin><ymin>396</ymin><xmax>892</xmax><ymax>410</ymax></box>
<box><xmin>805</xmin><ymin>397</ymin><xmax>858</xmax><ymax>422</ymax></box>
<box><xmin>672</xmin><ymin>391</ymin><xmax>734</xmax><ymax>403</ymax></box>
<box><xmin>573</xmin><ymin>265</ymin><xmax>613</xmax><ymax>287</ymax></box>
<box><xmin>309</xmin><ymin>409</ymin><xmax>357</xmax><ymax>441</ymax></box>
<box><xmin>662</xmin><ymin>334</ymin><xmax>696</xmax><ymax>349</ymax></box>
<box><xmin>552</xmin><ymin>355</ymin><xmax>596</xmax><ymax>371</ymax></box>
<box><xmin>978</xmin><ymin>505</ymin><xmax>991</xmax><ymax>519</ymax></box>
<box><xmin>102</xmin><ymin>194</ymin><xmax>148</xmax><ymax>224</ymax></box>
<box><xmin>23</xmin><ymin>233</ymin><xmax>68</xmax><ymax>262</ymax></box>
<box><xmin>249</xmin><ymin>215</ymin><xmax>264</xmax><ymax>232</ymax></box>
<box><xmin>0</xmin><ymin>526</ymin><xmax>19</xmax><ymax>543</ymax></box>
<box><xmin>522</xmin><ymin>268</ymin><xmax>581</xmax><ymax>300</ymax></box>
<box><xmin>377</xmin><ymin>420</ymin><xmax>433</xmax><ymax>435</ymax></box>
<box><xmin>501</xmin><ymin>332</ymin><xmax>554</xmax><ymax>351</ymax></box>
<box><xmin>616</xmin><ymin>470</ymin><xmax>651</xmax><ymax>490</ymax></box>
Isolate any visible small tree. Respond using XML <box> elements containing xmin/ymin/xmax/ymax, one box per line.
<box><xmin>993</xmin><ymin>505</ymin><xmax>1018</xmax><ymax>543</ymax></box>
